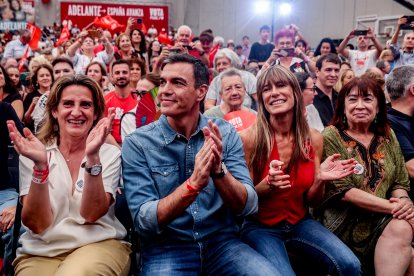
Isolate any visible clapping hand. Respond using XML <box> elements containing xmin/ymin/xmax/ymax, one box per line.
<box><xmin>85</xmin><ymin>107</ymin><xmax>115</xmax><ymax>157</ymax></box>
<box><xmin>319</xmin><ymin>153</ymin><xmax>356</xmax><ymax>181</ymax></box>
<box><xmin>7</xmin><ymin>120</ymin><xmax>47</xmax><ymax>168</ymax></box>
<box><xmin>205</xmin><ymin>120</ymin><xmax>223</xmax><ymax>174</ymax></box>
<box><xmin>190</xmin><ymin>129</ymin><xmax>215</xmax><ymax>191</ymax></box>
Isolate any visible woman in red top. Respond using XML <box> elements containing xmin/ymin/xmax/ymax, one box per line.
<box><xmin>240</xmin><ymin>65</ymin><xmax>360</xmax><ymax>275</ymax></box>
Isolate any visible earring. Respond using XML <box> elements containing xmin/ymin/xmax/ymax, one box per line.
<box><xmin>343</xmin><ymin>116</ymin><xmax>347</xmax><ymax>125</ymax></box>
<box><xmin>53</xmin><ymin>123</ymin><xmax>59</xmax><ymax>132</ymax></box>
<box><xmin>374</xmin><ymin>116</ymin><xmax>378</xmax><ymax>124</ymax></box>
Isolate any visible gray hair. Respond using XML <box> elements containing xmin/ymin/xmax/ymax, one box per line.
<box><xmin>213</xmin><ymin>48</ymin><xmax>242</xmax><ymax>70</ymax></box>
<box><xmin>177</xmin><ymin>25</ymin><xmax>192</xmax><ymax>36</ymax></box>
<box><xmin>386</xmin><ymin>65</ymin><xmax>414</xmax><ymax>100</ymax></box>
<box><xmin>376</xmin><ymin>60</ymin><xmax>387</xmax><ymax>71</ymax></box>
<box><xmin>213</xmin><ymin>36</ymin><xmax>225</xmax><ymax>46</ymax></box>
<box><xmin>219</xmin><ymin>68</ymin><xmax>245</xmax><ymax>94</ymax></box>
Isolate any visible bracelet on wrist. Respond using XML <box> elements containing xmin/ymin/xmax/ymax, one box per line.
<box><xmin>182</xmin><ymin>178</ymin><xmax>200</xmax><ymax>198</ymax></box>
<box><xmin>32</xmin><ymin>165</ymin><xmax>49</xmax><ymax>184</ymax></box>
<box><xmin>32</xmin><ymin>175</ymin><xmax>48</xmax><ymax>184</ymax></box>
<box><xmin>33</xmin><ymin>165</ymin><xmax>49</xmax><ymax>176</ymax></box>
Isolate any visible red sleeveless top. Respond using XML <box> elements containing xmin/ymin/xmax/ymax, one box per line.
<box><xmin>257</xmin><ymin>141</ymin><xmax>315</xmax><ymax>226</ymax></box>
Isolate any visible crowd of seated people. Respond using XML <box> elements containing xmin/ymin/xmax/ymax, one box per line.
<box><xmin>0</xmin><ymin>15</ymin><xmax>414</xmax><ymax>275</ymax></box>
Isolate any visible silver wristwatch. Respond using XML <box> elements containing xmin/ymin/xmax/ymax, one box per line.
<box><xmin>81</xmin><ymin>162</ymin><xmax>102</xmax><ymax>176</ymax></box>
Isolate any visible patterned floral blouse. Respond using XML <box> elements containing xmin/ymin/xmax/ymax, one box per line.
<box><xmin>315</xmin><ymin>126</ymin><xmax>410</xmax><ymax>273</ymax></box>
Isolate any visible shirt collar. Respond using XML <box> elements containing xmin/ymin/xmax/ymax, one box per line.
<box><xmin>158</xmin><ymin>114</ymin><xmax>207</xmax><ymax>144</ymax></box>
<box><xmin>315</xmin><ymin>85</ymin><xmax>337</xmax><ymax>99</ymax></box>
<box><xmin>388</xmin><ymin>107</ymin><xmax>414</xmax><ymax>121</ymax></box>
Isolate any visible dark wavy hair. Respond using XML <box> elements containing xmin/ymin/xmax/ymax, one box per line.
<box><xmin>331</xmin><ymin>76</ymin><xmax>390</xmax><ymax>137</ymax></box>
<box><xmin>0</xmin><ymin>65</ymin><xmax>18</xmax><ymax>95</ymax></box>
<box><xmin>131</xmin><ymin>28</ymin><xmax>147</xmax><ymax>57</ymax></box>
<box><xmin>314</xmin><ymin>38</ymin><xmax>337</xmax><ymax>56</ymax></box>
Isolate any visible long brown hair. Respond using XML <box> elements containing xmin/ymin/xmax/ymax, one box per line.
<box><xmin>37</xmin><ymin>75</ymin><xmax>105</xmax><ymax>145</ymax></box>
<box><xmin>250</xmin><ymin>65</ymin><xmax>311</xmax><ymax>184</ymax></box>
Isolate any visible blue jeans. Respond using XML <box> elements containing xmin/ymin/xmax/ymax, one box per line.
<box><xmin>140</xmin><ymin>233</ymin><xmax>282</xmax><ymax>275</ymax></box>
<box><xmin>0</xmin><ymin>188</ymin><xmax>20</xmax><ymax>276</ymax></box>
<box><xmin>241</xmin><ymin>216</ymin><xmax>361</xmax><ymax>276</ymax></box>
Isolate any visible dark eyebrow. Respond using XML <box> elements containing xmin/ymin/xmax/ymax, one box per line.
<box><xmin>171</xmin><ymin>77</ymin><xmax>187</xmax><ymax>83</ymax></box>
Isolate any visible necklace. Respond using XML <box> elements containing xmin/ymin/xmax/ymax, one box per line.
<box><xmin>61</xmin><ymin>151</ymin><xmax>71</xmax><ymax>163</ymax></box>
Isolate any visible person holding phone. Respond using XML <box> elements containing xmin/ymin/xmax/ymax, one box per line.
<box><xmin>261</xmin><ymin>28</ymin><xmax>309</xmax><ymax>75</ymax></box>
<box><xmin>389</xmin><ymin>16</ymin><xmax>414</xmax><ymax>67</ymax></box>
<box><xmin>125</xmin><ymin>17</ymin><xmax>147</xmax><ymax>61</ymax></box>
<box><xmin>66</xmin><ymin>30</ymin><xmax>114</xmax><ymax>74</ymax></box>
<box><xmin>173</xmin><ymin>25</ymin><xmax>210</xmax><ymax>66</ymax></box>
<box><xmin>337</xmin><ymin>27</ymin><xmax>383</xmax><ymax>76</ymax></box>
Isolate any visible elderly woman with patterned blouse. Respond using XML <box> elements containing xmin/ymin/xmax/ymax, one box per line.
<box><xmin>315</xmin><ymin>76</ymin><xmax>412</xmax><ymax>275</ymax></box>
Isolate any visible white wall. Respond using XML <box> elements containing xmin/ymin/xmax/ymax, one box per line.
<box><xmin>192</xmin><ymin>0</ymin><xmax>412</xmax><ymax>48</ymax></box>
<box><xmin>37</xmin><ymin>0</ymin><xmax>412</xmax><ymax>47</ymax></box>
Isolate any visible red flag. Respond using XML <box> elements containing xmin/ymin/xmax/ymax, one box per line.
<box><xmin>94</xmin><ymin>16</ymin><xmax>124</xmax><ymax>32</ymax></box>
<box><xmin>209</xmin><ymin>43</ymin><xmax>220</xmax><ymax>67</ymax></box>
<box><xmin>140</xmin><ymin>23</ymin><xmax>147</xmax><ymax>35</ymax></box>
<box><xmin>27</xmin><ymin>23</ymin><xmax>42</xmax><ymax>50</ymax></box>
<box><xmin>158</xmin><ymin>32</ymin><xmax>172</xmax><ymax>45</ymax></box>
<box><xmin>18</xmin><ymin>46</ymin><xmax>29</xmax><ymax>72</ymax></box>
<box><xmin>55</xmin><ymin>25</ymin><xmax>70</xmax><ymax>46</ymax></box>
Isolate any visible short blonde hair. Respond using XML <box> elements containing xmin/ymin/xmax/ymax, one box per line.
<box><xmin>29</xmin><ymin>55</ymin><xmax>51</xmax><ymax>73</ymax></box>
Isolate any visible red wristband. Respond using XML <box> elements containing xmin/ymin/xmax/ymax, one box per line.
<box><xmin>32</xmin><ymin>173</ymin><xmax>49</xmax><ymax>184</ymax></box>
<box><xmin>33</xmin><ymin>166</ymin><xmax>49</xmax><ymax>176</ymax></box>
<box><xmin>182</xmin><ymin>178</ymin><xmax>200</xmax><ymax>198</ymax></box>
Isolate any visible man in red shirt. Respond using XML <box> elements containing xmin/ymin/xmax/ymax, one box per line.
<box><xmin>104</xmin><ymin>59</ymin><xmax>137</xmax><ymax>144</ymax></box>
